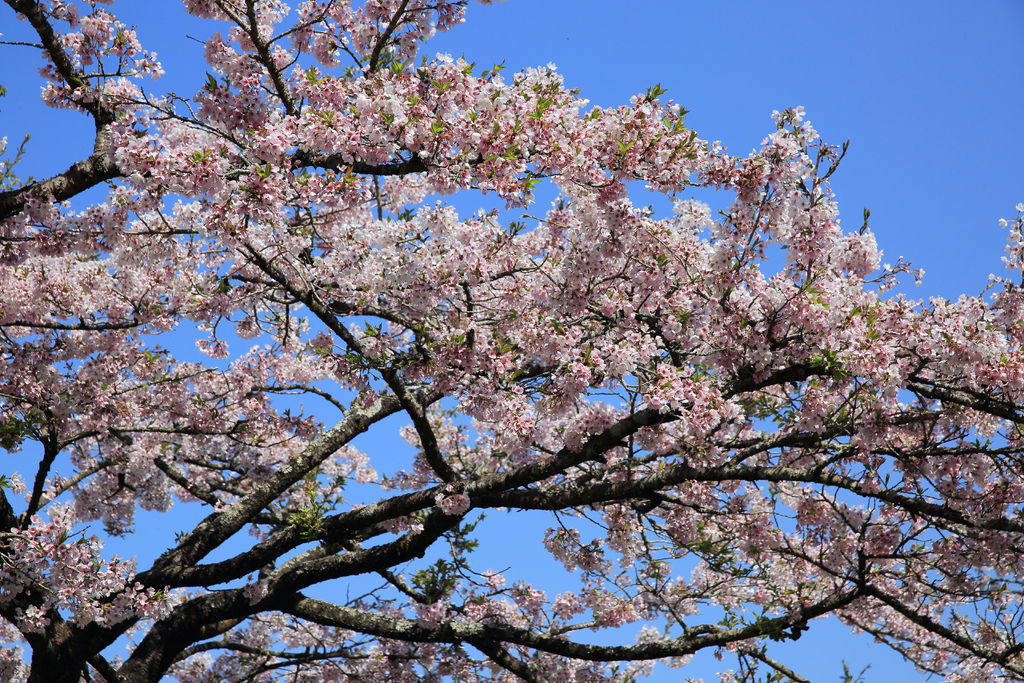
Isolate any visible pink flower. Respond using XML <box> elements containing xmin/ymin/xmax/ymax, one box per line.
<box><xmin>434</xmin><ymin>488</ymin><xmax>471</xmax><ymax>516</ymax></box>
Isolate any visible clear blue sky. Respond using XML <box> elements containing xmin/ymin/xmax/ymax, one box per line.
<box><xmin>1</xmin><ymin>1</ymin><xmax>1022</xmax><ymax>680</ymax></box>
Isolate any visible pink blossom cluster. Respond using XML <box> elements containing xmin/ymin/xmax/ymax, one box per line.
<box><xmin>0</xmin><ymin>505</ymin><xmax>177</xmax><ymax>632</ymax></box>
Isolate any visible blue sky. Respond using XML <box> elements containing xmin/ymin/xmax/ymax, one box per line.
<box><xmin>1</xmin><ymin>1</ymin><xmax>1023</xmax><ymax>680</ymax></box>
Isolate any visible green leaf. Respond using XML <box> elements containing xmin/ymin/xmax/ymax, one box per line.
<box><xmin>644</xmin><ymin>83</ymin><xmax>668</xmax><ymax>101</ymax></box>
<box><xmin>480</xmin><ymin>61</ymin><xmax>505</xmax><ymax>80</ymax></box>
<box><xmin>526</xmin><ymin>96</ymin><xmax>555</xmax><ymax>120</ymax></box>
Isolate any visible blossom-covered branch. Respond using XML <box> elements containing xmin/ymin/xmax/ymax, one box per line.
<box><xmin>2</xmin><ymin>1</ymin><xmax>1024</xmax><ymax>682</ymax></box>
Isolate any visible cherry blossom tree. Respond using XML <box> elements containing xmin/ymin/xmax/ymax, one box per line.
<box><xmin>2</xmin><ymin>1</ymin><xmax>1024</xmax><ymax>681</ymax></box>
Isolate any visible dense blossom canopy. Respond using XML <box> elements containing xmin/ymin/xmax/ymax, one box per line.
<box><xmin>2</xmin><ymin>1</ymin><xmax>1024</xmax><ymax>681</ymax></box>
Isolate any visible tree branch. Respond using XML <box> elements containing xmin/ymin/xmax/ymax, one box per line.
<box><xmin>469</xmin><ymin>637</ymin><xmax>543</xmax><ymax>682</ymax></box>
<box><xmin>862</xmin><ymin>584</ymin><xmax>1024</xmax><ymax>675</ymax></box>
<box><xmin>367</xmin><ymin>0</ymin><xmax>411</xmax><ymax>73</ymax></box>
<box><xmin>138</xmin><ymin>391</ymin><xmax>407</xmax><ymax>585</ymax></box>
<box><xmin>0</xmin><ymin>0</ymin><xmax>120</xmax><ymax>221</ymax></box>
<box><xmin>0</xmin><ymin>134</ymin><xmax>119</xmax><ymax>221</ymax></box>
<box><xmin>292</xmin><ymin>151</ymin><xmax>427</xmax><ymax>176</ymax></box>
<box><xmin>279</xmin><ymin>588</ymin><xmax>863</xmax><ymax>662</ymax></box>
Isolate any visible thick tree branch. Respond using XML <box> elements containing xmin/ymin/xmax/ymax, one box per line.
<box><xmin>138</xmin><ymin>402</ymin><xmax>680</xmax><ymax>590</ymax></box>
<box><xmin>292</xmin><ymin>150</ymin><xmax>428</xmax><ymax>176</ymax></box>
<box><xmin>138</xmin><ymin>391</ymin><xmax>407</xmax><ymax>585</ymax></box>
<box><xmin>87</xmin><ymin>655</ymin><xmax>123</xmax><ymax>683</ymax></box>
<box><xmin>0</xmin><ymin>0</ymin><xmax>121</xmax><ymax>221</ymax></box>
<box><xmin>268</xmin><ymin>509</ymin><xmax>461</xmax><ymax>592</ymax></box>
<box><xmin>0</xmin><ymin>131</ymin><xmax>119</xmax><ymax>221</ymax></box>
<box><xmin>469</xmin><ymin>637</ymin><xmax>542</xmax><ymax>682</ymax></box>
<box><xmin>0</xmin><ymin>488</ymin><xmax>16</xmax><ymax>531</ymax></box>
<box><xmin>116</xmin><ymin>590</ymin><xmax>247</xmax><ymax>682</ymax></box>
<box><xmin>21</xmin><ymin>431</ymin><xmax>60</xmax><ymax>526</ymax></box>
<box><xmin>280</xmin><ymin>588</ymin><xmax>862</xmax><ymax>662</ymax></box>
<box><xmin>908</xmin><ymin>378</ymin><xmax>1024</xmax><ymax>424</ymax></box>
<box><xmin>121</xmin><ymin>513</ymin><xmax>460</xmax><ymax>680</ymax></box>
<box><xmin>484</xmin><ymin>456</ymin><xmax>1024</xmax><ymax>538</ymax></box>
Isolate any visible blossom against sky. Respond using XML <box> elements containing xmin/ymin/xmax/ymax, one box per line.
<box><xmin>1</xmin><ymin>2</ymin><xmax>1022</xmax><ymax>680</ymax></box>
